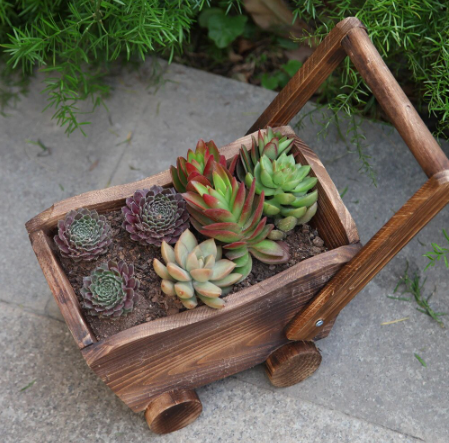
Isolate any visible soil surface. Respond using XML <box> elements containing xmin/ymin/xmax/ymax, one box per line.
<box><xmin>57</xmin><ymin>209</ymin><xmax>326</xmax><ymax>340</ymax></box>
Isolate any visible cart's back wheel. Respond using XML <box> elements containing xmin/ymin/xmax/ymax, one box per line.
<box><xmin>265</xmin><ymin>341</ymin><xmax>322</xmax><ymax>387</ymax></box>
<box><xmin>145</xmin><ymin>389</ymin><xmax>202</xmax><ymax>434</ymax></box>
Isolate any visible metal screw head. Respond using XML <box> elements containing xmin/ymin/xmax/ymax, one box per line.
<box><xmin>315</xmin><ymin>319</ymin><xmax>324</xmax><ymax>327</ymax></box>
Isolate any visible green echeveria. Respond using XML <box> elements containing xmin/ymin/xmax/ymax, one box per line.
<box><xmin>229</xmin><ymin>127</ymin><xmax>294</xmax><ymax>183</ymax></box>
<box><xmin>245</xmin><ymin>152</ymin><xmax>318</xmax><ymax>238</ymax></box>
<box><xmin>182</xmin><ymin>163</ymin><xmax>290</xmax><ymax>280</ymax></box>
<box><xmin>54</xmin><ymin>208</ymin><xmax>112</xmax><ymax>261</ymax></box>
<box><xmin>81</xmin><ymin>260</ymin><xmax>139</xmax><ymax>319</ymax></box>
<box><xmin>153</xmin><ymin>229</ymin><xmax>241</xmax><ymax>310</ymax></box>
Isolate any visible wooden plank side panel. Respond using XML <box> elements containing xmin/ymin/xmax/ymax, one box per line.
<box><xmin>287</xmin><ymin>170</ymin><xmax>449</xmax><ymax>341</ymax></box>
<box><xmin>82</xmin><ymin>244</ymin><xmax>360</xmax><ymax>412</ymax></box>
<box><xmin>292</xmin><ymin>137</ymin><xmax>359</xmax><ymax>248</ymax></box>
<box><xmin>29</xmin><ymin>230</ymin><xmax>96</xmax><ymax>348</ymax></box>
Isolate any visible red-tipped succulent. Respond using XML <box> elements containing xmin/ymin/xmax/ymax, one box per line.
<box><xmin>170</xmin><ymin>139</ymin><xmax>227</xmax><ymax>193</ymax></box>
<box><xmin>183</xmin><ymin>163</ymin><xmax>290</xmax><ymax>279</ymax></box>
<box><xmin>122</xmin><ymin>186</ymin><xmax>189</xmax><ymax>246</ymax></box>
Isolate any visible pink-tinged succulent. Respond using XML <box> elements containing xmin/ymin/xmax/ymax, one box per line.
<box><xmin>183</xmin><ymin>163</ymin><xmax>290</xmax><ymax>279</ymax></box>
<box><xmin>54</xmin><ymin>208</ymin><xmax>112</xmax><ymax>261</ymax></box>
<box><xmin>122</xmin><ymin>186</ymin><xmax>189</xmax><ymax>246</ymax></box>
<box><xmin>153</xmin><ymin>230</ymin><xmax>241</xmax><ymax>310</ymax></box>
<box><xmin>81</xmin><ymin>260</ymin><xmax>139</xmax><ymax>319</ymax></box>
<box><xmin>229</xmin><ymin>127</ymin><xmax>294</xmax><ymax>183</ymax></box>
<box><xmin>170</xmin><ymin>139</ymin><xmax>227</xmax><ymax>193</ymax></box>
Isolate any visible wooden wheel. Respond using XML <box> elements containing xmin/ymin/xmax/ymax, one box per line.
<box><xmin>265</xmin><ymin>341</ymin><xmax>322</xmax><ymax>387</ymax></box>
<box><xmin>145</xmin><ymin>389</ymin><xmax>202</xmax><ymax>434</ymax></box>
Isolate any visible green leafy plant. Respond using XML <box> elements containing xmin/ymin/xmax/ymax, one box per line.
<box><xmin>424</xmin><ymin>229</ymin><xmax>449</xmax><ymax>270</ymax></box>
<box><xmin>170</xmin><ymin>139</ymin><xmax>227</xmax><ymax>193</ymax></box>
<box><xmin>292</xmin><ymin>0</ymin><xmax>449</xmax><ymax>184</ymax></box>
<box><xmin>199</xmin><ymin>7</ymin><xmax>247</xmax><ymax>49</ymax></box>
<box><xmin>153</xmin><ymin>229</ymin><xmax>241</xmax><ymax>309</ymax></box>
<box><xmin>81</xmin><ymin>260</ymin><xmax>139</xmax><ymax>319</ymax></box>
<box><xmin>122</xmin><ymin>186</ymin><xmax>189</xmax><ymax>247</ymax></box>
<box><xmin>230</xmin><ymin>127</ymin><xmax>294</xmax><ymax>183</ymax></box>
<box><xmin>392</xmin><ymin>262</ymin><xmax>447</xmax><ymax>328</ymax></box>
<box><xmin>259</xmin><ymin>59</ymin><xmax>302</xmax><ymax>90</ymax></box>
<box><xmin>245</xmin><ymin>152</ymin><xmax>318</xmax><ymax>238</ymax></box>
<box><xmin>0</xmin><ymin>0</ymin><xmax>239</xmax><ymax>134</ymax></box>
<box><xmin>183</xmin><ymin>162</ymin><xmax>290</xmax><ymax>279</ymax></box>
<box><xmin>54</xmin><ymin>208</ymin><xmax>112</xmax><ymax>261</ymax></box>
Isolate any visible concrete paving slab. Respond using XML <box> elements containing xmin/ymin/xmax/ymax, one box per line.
<box><xmin>1</xmin><ymin>60</ymin><xmax>448</xmax><ymax>441</ymax></box>
<box><xmin>0</xmin><ymin>303</ymin><xmax>417</xmax><ymax>443</ymax></box>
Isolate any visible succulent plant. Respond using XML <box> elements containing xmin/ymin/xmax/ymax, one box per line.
<box><xmin>170</xmin><ymin>139</ymin><xmax>227</xmax><ymax>193</ymax></box>
<box><xmin>54</xmin><ymin>208</ymin><xmax>112</xmax><ymax>261</ymax></box>
<box><xmin>81</xmin><ymin>260</ymin><xmax>139</xmax><ymax>319</ymax></box>
<box><xmin>245</xmin><ymin>152</ymin><xmax>318</xmax><ymax>239</ymax></box>
<box><xmin>153</xmin><ymin>229</ymin><xmax>241</xmax><ymax>310</ymax></box>
<box><xmin>183</xmin><ymin>162</ymin><xmax>290</xmax><ymax>279</ymax></box>
<box><xmin>229</xmin><ymin>127</ymin><xmax>294</xmax><ymax>183</ymax></box>
<box><xmin>122</xmin><ymin>186</ymin><xmax>189</xmax><ymax>246</ymax></box>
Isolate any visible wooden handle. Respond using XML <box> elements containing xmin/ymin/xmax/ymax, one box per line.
<box><xmin>342</xmin><ymin>27</ymin><xmax>449</xmax><ymax>177</ymax></box>
<box><xmin>274</xmin><ymin>22</ymin><xmax>449</xmax><ymax>341</ymax></box>
<box><xmin>246</xmin><ymin>17</ymin><xmax>365</xmax><ymax>134</ymax></box>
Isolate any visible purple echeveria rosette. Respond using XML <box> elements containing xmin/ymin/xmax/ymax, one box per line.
<box><xmin>54</xmin><ymin>208</ymin><xmax>112</xmax><ymax>261</ymax></box>
<box><xmin>80</xmin><ymin>260</ymin><xmax>139</xmax><ymax>319</ymax></box>
<box><xmin>122</xmin><ymin>185</ymin><xmax>189</xmax><ymax>246</ymax></box>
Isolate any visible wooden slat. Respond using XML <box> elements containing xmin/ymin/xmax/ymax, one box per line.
<box><xmin>82</xmin><ymin>244</ymin><xmax>360</xmax><ymax>412</ymax></box>
<box><xmin>29</xmin><ymin>230</ymin><xmax>96</xmax><ymax>348</ymax></box>
<box><xmin>286</xmin><ymin>170</ymin><xmax>449</xmax><ymax>341</ymax></box>
<box><xmin>291</xmin><ymin>137</ymin><xmax>359</xmax><ymax>248</ymax></box>
<box><xmin>342</xmin><ymin>27</ymin><xmax>449</xmax><ymax>178</ymax></box>
<box><xmin>246</xmin><ymin>17</ymin><xmax>365</xmax><ymax>133</ymax></box>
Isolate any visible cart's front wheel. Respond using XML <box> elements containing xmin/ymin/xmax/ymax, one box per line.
<box><xmin>265</xmin><ymin>341</ymin><xmax>322</xmax><ymax>387</ymax></box>
<box><xmin>145</xmin><ymin>389</ymin><xmax>202</xmax><ymax>434</ymax></box>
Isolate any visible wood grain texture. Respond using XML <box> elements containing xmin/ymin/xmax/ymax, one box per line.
<box><xmin>145</xmin><ymin>389</ymin><xmax>202</xmax><ymax>434</ymax></box>
<box><xmin>291</xmin><ymin>137</ymin><xmax>359</xmax><ymax>248</ymax></box>
<box><xmin>265</xmin><ymin>341</ymin><xmax>322</xmax><ymax>387</ymax></box>
<box><xmin>82</xmin><ymin>244</ymin><xmax>360</xmax><ymax>412</ymax></box>
<box><xmin>342</xmin><ymin>27</ymin><xmax>449</xmax><ymax>178</ymax></box>
<box><xmin>287</xmin><ymin>170</ymin><xmax>449</xmax><ymax>341</ymax></box>
<box><xmin>29</xmin><ymin>230</ymin><xmax>96</xmax><ymax>348</ymax></box>
<box><xmin>246</xmin><ymin>17</ymin><xmax>365</xmax><ymax>133</ymax></box>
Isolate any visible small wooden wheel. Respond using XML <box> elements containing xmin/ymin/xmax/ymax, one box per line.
<box><xmin>145</xmin><ymin>389</ymin><xmax>202</xmax><ymax>434</ymax></box>
<box><xmin>265</xmin><ymin>341</ymin><xmax>322</xmax><ymax>388</ymax></box>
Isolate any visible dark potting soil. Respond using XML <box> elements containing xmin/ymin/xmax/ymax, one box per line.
<box><xmin>58</xmin><ymin>209</ymin><xmax>327</xmax><ymax>340</ymax></box>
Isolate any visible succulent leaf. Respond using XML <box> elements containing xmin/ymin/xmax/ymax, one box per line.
<box><xmin>80</xmin><ymin>260</ymin><xmax>139</xmax><ymax>319</ymax></box>
<box><xmin>122</xmin><ymin>186</ymin><xmax>189</xmax><ymax>246</ymax></box>
<box><xmin>54</xmin><ymin>208</ymin><xmax>112</xmax><ymax>262</ymax></box>
<box><xmin>153</xmin><ymin>230</ymin><xmax>239</xmax><ymax>309</ymax></box>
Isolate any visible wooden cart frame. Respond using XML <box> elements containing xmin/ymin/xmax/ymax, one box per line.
<box><xmin>26</xmin><ymin>18</ymin><xmax>449</xmax><ymax>434</ymax></box>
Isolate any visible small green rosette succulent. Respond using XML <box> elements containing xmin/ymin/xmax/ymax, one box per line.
<box><xmin>54</xmin><ymin>208</ymin><xmax>112</xmax><ymax>261</ymax></box>
<box><xmin>229</xmin><ymin>127</ymin><xmax>294</xmax><ymax>183</ymax></box>
<box><xmin>81</xmin><ymin>260</ymin><xmax>139</xmax><ymax>319</ymax></box>
<box><xmin>245</xmin><ymin>152</ymin><xmax>318</xmax><ymax>239</ymax></box>
<box><xmin>153</xmin><ymin>229</ymin><xmax>241</xmax><ymax>310</ymax></box>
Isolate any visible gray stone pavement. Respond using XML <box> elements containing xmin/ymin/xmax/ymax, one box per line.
<box><xmin>0</xmin><ymin>60</ymin><xmax>448</xmax><ymax>442</ymax></box>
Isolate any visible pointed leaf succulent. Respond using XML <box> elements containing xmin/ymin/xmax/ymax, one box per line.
<box><xmin>245</xmin><ymin>152</ymin><xmax>318</xmax><ymax>238</ymax></box>
<box><xmin>81</xmin><ymin>260</ymin><xmax>139</xmax><ymax>319</ymax></box>
<box><xmin>122</xmin><ymin>186</ymin><xmax>189</xmax><ymax>246</ymax></box>
<box><xmin>170</xmin><ymin>139</ymin><xmax>227</xmax><ymax>193</ymax></box>
<box><xmin>153</xmin><ymin>229</ymin><xmax>241</xmax><ymax>309</ymax></box>
<box><xmin>183</xmin><ymin>163</ymin><xmax>290</xmax><ymax>279</ymax></box>
<box><xmin>54</xmin><ymin>208</ymin><xmax>112</xmax><ymax>261</ymax></box>
<box><xmin>229</xmin><ymin>127</ymin><xmax>294</xmax><ymax>183</ymax></box>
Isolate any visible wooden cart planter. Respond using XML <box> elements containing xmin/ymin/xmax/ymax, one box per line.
<box><xmin>26</xmin><ymin>18</ymin><xmax>449</xmax><ymax>435</ymax></box>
